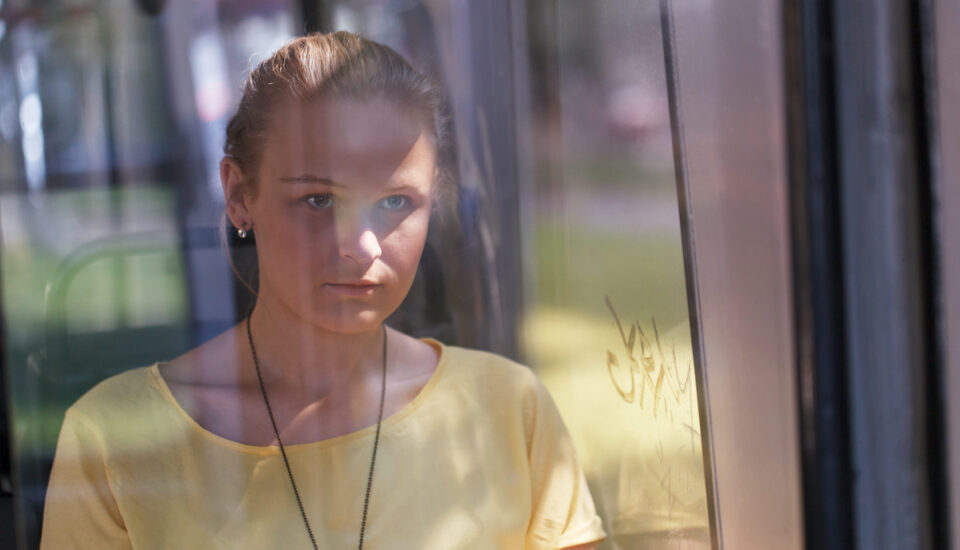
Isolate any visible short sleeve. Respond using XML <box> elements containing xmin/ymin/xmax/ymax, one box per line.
<box><xmin>40</xmin><ymin>408</ymin><xmax>132</xmax><ymax>550</ymax></box>
<box><xmin>523</xmin><ymin>375</ymin><xmax>606</xmax><ymax>549</ymax></box>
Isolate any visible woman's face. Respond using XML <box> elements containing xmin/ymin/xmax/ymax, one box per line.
<box><xmin>225</xmin><ymin>96</ymin><xmax>437</xmax><ymax>334</ymax></box>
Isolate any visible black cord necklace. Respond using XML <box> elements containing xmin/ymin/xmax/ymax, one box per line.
<box><xmin>246</xmin><ymin>316</ymin><xmax>387</xmax><ymax>550</ymax></box>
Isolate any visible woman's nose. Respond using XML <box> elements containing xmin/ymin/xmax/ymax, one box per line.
<box><xmin>337</xmin><ymin>218</ymin><xmax>382</xmax><ymax>265</ymax></box>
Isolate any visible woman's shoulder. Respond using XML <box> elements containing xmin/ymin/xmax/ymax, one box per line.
<box><xmin>67</xmin><ymin>365</ymin><xmax>164</xmax><ymax>422</ymax></box>
<box><xmin>432</xmin><ymin>341</ymin><xmax>546</xmax><ymax>402</ymax></box>
<box><xmin>437</xmin><ymin>341</ymin><xmax>536</xmax><ymax>378</ymax></box>
<box><xmin>429</xmin><ymin>342</ymin><xmax>566</xmax><ymax>441</ymax></box>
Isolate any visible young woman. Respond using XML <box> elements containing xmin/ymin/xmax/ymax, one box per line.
<box><xmin>40</xmin><ymin>31</ymin><xmax>605</xmax><ymax>550</ymax></box>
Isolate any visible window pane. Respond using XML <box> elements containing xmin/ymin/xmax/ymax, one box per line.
<box><xmin>523</xmin><ymin>1</ymin><xmax>711</xmax><ymax>547</ymax></box>
<box><xmin>1</xmin><ymin>1</ymin><xmax>721</xmax><ymax>548</ymax></box>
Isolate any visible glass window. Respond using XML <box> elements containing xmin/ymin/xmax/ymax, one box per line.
<box><xmin>0</xmin><ymin>1</ymin><xmax>727</xmax><ymax>548</ymax></box>
<box><xmin>522</xmin><ymin>2</ymin><xmax>712</xmax><ymax>547</ymax></box>
<box><xmin>1</xmin><ymin>1</ymin><xmax>298</xmax><ymax>547</ymax></box>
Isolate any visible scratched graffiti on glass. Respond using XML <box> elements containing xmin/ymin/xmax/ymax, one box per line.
<box><xmin>602</xmin><ymin>296</ymin><xmax>709</xmax><ymax>547</ymax></box>
<box><xmin>605</xmin><ymin>296</ymin><xmax>695</xmax><ymax>421</ymax></box>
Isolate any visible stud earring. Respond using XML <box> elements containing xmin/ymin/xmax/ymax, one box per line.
<box><xmin>237</xmin><ymin>227</ymin><xmax>248</xmax><ymax>239</ymax></box>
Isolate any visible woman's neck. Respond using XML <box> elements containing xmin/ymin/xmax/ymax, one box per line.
<box><xmin>243</xmin><ymin>296</ymin><xmax>385</xmax><ymax>398</ymax></box>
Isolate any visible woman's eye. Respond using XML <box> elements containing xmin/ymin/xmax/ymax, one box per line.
<box><xmin>381</xmin><ymin>195</ymin><xmax>408</xmax><ymax>210</ymax></box>
<box><xmin>305</xmin><ymin>194</ymin><xmax>333</xmax><ymax>209</ymax></box>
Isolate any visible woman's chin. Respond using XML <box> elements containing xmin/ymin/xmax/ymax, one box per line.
<box><xmin>307</xmin><ymin>309</ymin><xmax>387</xmax><ymax>335</ymax></box>
<box><xmin>262</xmin><ymin>291</ymin><xmax>396</xmax><ymax>334</ymax></box>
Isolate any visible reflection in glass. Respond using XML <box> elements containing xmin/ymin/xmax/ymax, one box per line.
<box><xmin>25</xmin><ymin>28</ymin><xmax>607</xmax><ymax>550</ymax></box>
<box><xmin>1</xmin><ymin>1</ymin><xmax>715</xmax><ymax>548</ymax></box>
<box><xmin>0</xmin><ymin>2</ymin><xmax>297</xmax><ymax>547</ymax></box>
<box><xmin>325</xmin><ymin>1</ymin><xmax>714</xmax><ymax>548</ymax></box>
<box><xmin>523</xmin><ymin>1</ymin><xmax>711</xmax><ymax>548</ymax></box>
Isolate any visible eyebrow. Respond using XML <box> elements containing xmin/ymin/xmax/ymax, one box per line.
<box><xmin>278</xmin><ymin>175</ymin><xmax>341</xmax><ymax>186</ymax></box>
<box><xmin>279</xmin><ymin>174</ymin><xmax>427</xmax><ymax>193</ymax></box>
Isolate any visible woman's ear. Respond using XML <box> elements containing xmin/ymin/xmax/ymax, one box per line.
<box><xmin>221</xmin><ymin>157</ymin><xmax>253</xmax><ymax>231</ymax></box>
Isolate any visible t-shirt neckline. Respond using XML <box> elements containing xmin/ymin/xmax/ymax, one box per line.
<box><xmin>149</xmin><ymin>337</ymin><xmax>449</xmax><ymax>455</ymax></box>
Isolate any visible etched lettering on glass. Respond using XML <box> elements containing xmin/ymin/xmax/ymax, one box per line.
<box><xmin>605</xmin><ymin>296</ymin><xmax>693</xmax><ymax>420</ymax></box>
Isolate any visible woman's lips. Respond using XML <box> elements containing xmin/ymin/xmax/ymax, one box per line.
<box><xmin>322</xmin><ymin>282</ymin><xmax>380</xmax><ymax>297</ymax></box>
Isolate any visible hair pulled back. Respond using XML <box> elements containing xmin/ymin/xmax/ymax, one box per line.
<box><xmin>224</xmin><ymin>31</ymin><xmax>450</xmax><ymax>195</ymax></box>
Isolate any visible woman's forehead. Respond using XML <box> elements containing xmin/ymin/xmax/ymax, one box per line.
<box><xmin>268</xmin><ymin>97</ymin><xmax>426</xmax><ymax>144</ymax></box>
<box><xmin>259</xmin><ymin>97</ymin><xmax>436</xmax><ymax>184</ymax></box>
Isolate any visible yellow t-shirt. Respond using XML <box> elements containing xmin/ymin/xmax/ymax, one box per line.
<box><xmin>40</xmin><ymin>340</ymin><xmax>605</xmax><ymax>549</ymax></box>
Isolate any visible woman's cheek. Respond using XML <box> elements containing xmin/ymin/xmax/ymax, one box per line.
<box><xmin>407</xmin><ymin>204</ymin><xmax>432</xmax><ymax>234</ymax></box>
<box><xmin>261</xmin><ymin>220</ymin><xmax>317</xmax><ymax>271</ymax></box>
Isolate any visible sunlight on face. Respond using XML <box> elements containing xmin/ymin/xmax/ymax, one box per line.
<box><xmin>248</xmin><ymin>97</ymin><xmax>437</xmax><ymax>333</ymax></box>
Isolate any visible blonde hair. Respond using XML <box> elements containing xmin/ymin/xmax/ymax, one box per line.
<box><xmin>224</xmin><ymin>31</ymin><xmax>450</xmax><ymax>196</ymax></box>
